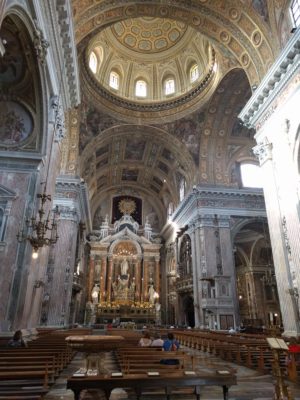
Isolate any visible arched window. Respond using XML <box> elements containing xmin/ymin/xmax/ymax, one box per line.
<box><xmin>291</xmin><ymin>0</ymin><xmax>300</xmax><ymax>28</ymax></box>
<box><xmin>168</xmin><ymin>202</ymin><xmax>174</xmax><ymax>217</ymax></box>
<box><xmin>109</xmin><ymin>71</ymin><xmax>119</xmax><ymax>90</ymax></box>
<box><xmin>179</xmin><ymin>178</ymin><xmax>186</xmax><ymax>201</ymax></box>
<box><xmin>89</xmin><ymin>52</ymin><xmax>98</xmax><ymax>74</ymax></box>
<box><xmin>240</xmin><ymin>163</ymin><xmax>263</xmax><ymax>188</ymax></box>
<box><xmin>165</xmin><ymin>78</ymin><xmax>175</xmax><ymax>95</ymax></box>
<box><xmin>190</xmin><ymin>64</ymin><xmax>199</xmax><ymax>83</ymax></box>
<box><xmin>136</xmin><ymin>80</ymin><xmax>147</xmax><ymax>97</ymax></box>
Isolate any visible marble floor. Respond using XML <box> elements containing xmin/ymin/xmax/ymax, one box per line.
<box><xmin>44</xmin><ymin>346</ymin><xmax>300</xmax><ymax>400</ymax></box>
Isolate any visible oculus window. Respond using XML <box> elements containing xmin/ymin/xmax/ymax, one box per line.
<box><xmin>135</xmin><ymin>80</ymin><xmax>147</xmax><ymax>97</ymax></box>
<box><xmin>190</xmin><ymin>64</ymin><xmax>199</xmax><ymax>83</ymax></box>
<box><xmin>89</xmin><ymin>52</ymin><xmax>98</xmax><ymax>74</ymax></box>
<box><xmin>109</xmin><ymin>71</ymin><xmax>119</xmax><ymax>90</ymax></box>
<box><xmin>165</xmin><ymin>78</ymin><xmax>175</xmax><ymax>95</ymax></box>
<box><xmin>240</xmin><ymin>163</ymin><xmax>263</xmax><ymax>188</ymax></box>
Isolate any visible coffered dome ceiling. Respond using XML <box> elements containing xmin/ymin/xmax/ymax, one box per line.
<box><xmin>83</xmin><ymin>17</ymin><xmax>216</xmax><ymax>122</ymax></box>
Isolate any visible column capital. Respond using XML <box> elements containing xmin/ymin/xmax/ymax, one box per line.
<box><xmin>253</xmin><ymin>139</ymin><xmax>273</xmax><ymax>166</ymax></box>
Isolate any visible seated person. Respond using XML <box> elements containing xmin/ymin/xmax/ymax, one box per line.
<box><xmin>8</xmin><ymin>330</ymin><xmax>27</xmax><ymax>348</ymax></box>
<box><xmin>161</xmin><ymin>332</ymin><xmax>180</xmax><ymax>365</ymax></box>
<box><xmin>151</xmin><ymin>333</ymin><xmax>164</xmax><ymax>347</ymax></box>
<box><xmin>138</xmin><ymin>332</ymin><xmax>152</xmax><ymax>347</ymax></box>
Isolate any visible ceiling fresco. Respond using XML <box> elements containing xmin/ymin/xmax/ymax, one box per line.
<box><xmin>65</xmin><ymin>0</ymin><xmax>292</xmax><ymax>227</ymax></box>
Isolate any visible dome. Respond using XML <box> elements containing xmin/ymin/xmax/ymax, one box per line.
<box><xmin>83</xmin><ymin>17</ymin><xmax>217</xmax><ymax>121</ymax></box>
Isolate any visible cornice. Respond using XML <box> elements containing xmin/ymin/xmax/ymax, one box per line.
<box><xmin>42</xmin><ymin>0</ymin><xmax>80</xmax><ymax>108</ymax></box>
<box><xmin>55</xmin><ymin>175</ymin><xmax>91</xmax><ymax>230</ymax></box>
<box><xmin>172</xmin><ymin>185</ymin><xmax>266</xmax><ymax>224</ymax></box>
<box><xmin>239</xmin><ymin>28</ymin><xmax>300</xmax><ymax>129</ymax></box>
<box><xmin>80</xmin><ymin>48</ymin><xmax>216</xmax><ymax>114</ymax></box>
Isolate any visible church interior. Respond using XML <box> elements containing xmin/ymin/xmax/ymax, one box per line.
<box><xmin>1</xmin><ymin>0</ymin><xmax>300</xmax><ymax>398</ymax></box>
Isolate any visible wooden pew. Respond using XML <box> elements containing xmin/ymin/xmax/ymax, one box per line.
<box><xmin>67</xmin><ymin>371</ymin><xmax>237</xmax><ymax>400</ymax></box>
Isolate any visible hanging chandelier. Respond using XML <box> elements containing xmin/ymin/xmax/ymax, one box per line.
<box><xmin>17</xmin><ymin>189</ymin><xmax>59</xmax><ymax>258</ymax></box>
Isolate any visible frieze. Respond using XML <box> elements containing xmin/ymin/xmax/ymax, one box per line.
<box><xmin>172</xmin><ymin>186</ymin><xmax>266</xmax><ymax>222</ymax></box>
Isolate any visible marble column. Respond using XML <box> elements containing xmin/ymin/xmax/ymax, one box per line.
<box><xmin>107</xmin><ymin>257</ymin><xmax>113</xmax><ymax>303</ymax></box>
<box><xmin>155</xmin><ymin>258</ymin><xmax>160</xmax><ymax>295</ymax></box>
<box><xmin>100</xmin><ymin>256</ymin><xmax>107</xmax><ymax>303</ymax></box>
<box><xmin>143</xmin><ymin>260</ymin><xmax>149</xmax><ymax>301</ymax></box>
<box><xmin>218</xmin><ymin>215</ymin><xmax>240</xmax><ymax>327</ymax></box>
<box><xmin>254</xmin><ymin>139</ymin><xmax>300</xmax><ymax>336</ymax></box>
<box><xmin>190</xmin><ymin>223</ymin><xmax>201</xmax><ymax>327</ymax></box>
<box><xmin>88</xmin><ymin>255</ymin><xmax>95</xmax><ymax>301</ymax></box>
<box><xmin>135</xmin><ymin>258</ymin><xmax>141</xmax><ymax>302</ymax></box>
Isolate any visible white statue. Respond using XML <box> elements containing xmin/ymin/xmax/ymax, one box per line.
<box><xmin>91</xmin><ymin>284</ymin><xmax>100</xmax><ymax>304</ymax></box>
<box><xmin>149</xmin><ymin>284</ymin><xmax>155</xmax><ymax>304</ymax></box>
<box><xmin>121</xmin><ymin>259</ymin><xmax>129</xmax><ymax>275</ymax></box>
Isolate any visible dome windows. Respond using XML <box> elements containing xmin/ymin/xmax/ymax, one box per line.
<box><xmin>109</xmin><ymin>71</ymin><xmax>120</xmax><ymax>90</ymax></box>
<box><xmin>164</xmin><ymin>77</ymin><xmax>175</xmax><ymax>95</ymax></box>
<box><xmin>190</xmin><ymin>64</ymin><xmax>199</xmax><ymax>83</ymax></box>
<box><xmin>89</xmin><ymin>51</ymin><xmax>98</xmax><ymax>74</ymax></box>
<box><xmin>136</xmin><ymin>80</ymin><xmax>147</xmax><ymax>97</ymax></box>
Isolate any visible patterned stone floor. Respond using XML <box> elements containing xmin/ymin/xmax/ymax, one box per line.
<box><xmin>44</xmin><ymin>346</ymin><xmax>300</xmax><ymax>400</ymax></box>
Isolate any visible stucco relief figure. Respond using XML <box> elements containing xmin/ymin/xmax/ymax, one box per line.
<box><xmin>91</xmin><ymin>284</ymin><xmax>100</xmax><ymax>304</ymax></box>
<box><xmin>149</xmin><ymin>284</ymin><xmax>155</xmax><ymax>304</ymax></box>
<box><xmin>121</xmin><ymin>259</ymin><xmax>129</xmax><ymax>276</ymax></box>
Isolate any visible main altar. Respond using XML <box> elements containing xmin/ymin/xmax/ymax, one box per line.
<box><xmin>86</xmin><ymin>198</ymin><xmax>162</xmax><ymax>324</ymax></box>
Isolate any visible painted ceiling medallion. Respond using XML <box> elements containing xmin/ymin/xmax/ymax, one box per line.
<box><xmin>118</xmin><ymin>198</ymin><xmax>136</xmax><ymax>215</ymax></box>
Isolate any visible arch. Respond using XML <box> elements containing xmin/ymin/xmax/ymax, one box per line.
<box><xmin>74</xmin><ymin>1</ymin><xmax>276</xmax><ymax>86</ymax></box>
<box><xmin>135</xmin><ymin>78</ymin><xmax>147</xmax><ymax>98</ymax></box>
<box><xmin>0</xmin><ymin>9</ymin><xmax>47</xmax><ymax>154</ymax></box>
<box><xmin>89</xmin><ymin>51</ymin><xmax>98</xmax><ymax>73</ymax></box>
<box><xmin>109</xmin><ymin>70</ymin><xmax>120</xmax><ymax>90</ymax></box>
<box><xmin>189</xmin><ymin>63</ymin><xmax>200</xmax><ymax>83</ymax></box>
<box><xmin>163</xmin><ymin>75</ymin><xmax>176</xmax><ymax>96</ymax></box>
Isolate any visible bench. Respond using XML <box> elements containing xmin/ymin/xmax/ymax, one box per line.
<box><xmin>67</xmin><ymin>371</ymin><xmax>237</xmax><ymax>400</ymax></box>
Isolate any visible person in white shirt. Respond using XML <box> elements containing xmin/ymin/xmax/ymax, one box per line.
<box><xmin>151</xmin><ymin>333</ymin><xmax>164</xmax><ymax>347</ymax></box>
<box><xmin>138</xmin><ymin>332</ymin><xmax>152</xmax><ymax>347</ymax></box>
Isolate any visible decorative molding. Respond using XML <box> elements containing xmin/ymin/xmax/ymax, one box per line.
<box><xmin>54</xmin><ymin>176</ymin><xmax>91</xmax><ymax>229</ymax></box>
<box><xmin>253</xmin><ymin>138</ymin><xmax>273</xmax><ymax>165</ymax></box>
<box><xmin>51</xmin><ymin>96</ymin><xmax>66</xmax><ymax>142</ymax></box>
<box><xmin>33</xmin><ymin>20</ymin><xmax>49</xmax><ymax>65</ymax></box>
<box><xmin>172</xmin><ymin>186</ymin><xmax>266</xmax><ymax>226</ymax></box>
<box><xmin>282</xmin><ymin>216</ymin><xmax>291</xmax><ymax>256</ymax></box>
<box><xmin>81</xmin><ymin>48</ymin><xmax>216</xmax><ymax>114</ymax></box>
<box><xmin>239</xmin><ymin>28</ymin><xmax>300</xmax><ymax>130</ymax></box>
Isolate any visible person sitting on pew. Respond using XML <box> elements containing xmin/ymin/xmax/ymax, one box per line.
<box><xmin>138</xmin><ymin>332</ymin><xmax>152</xmax><ymax>347</ymax></box>
<box><xmin>7</xmin><ymin>330</ymin><xmax>28</xmax><ymax>348</ymax></box>
<box><xmin>160</xmin><ymin>332</ymin><xmax>180</xmax><ymax>365</ymax></box>
<box><xmin>151</xmin><ymin>333</ymin><xmax>164</xmax><ymax>347</ymax></box>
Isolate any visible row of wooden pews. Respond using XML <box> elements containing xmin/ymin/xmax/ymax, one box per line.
<box><xmin>0</xmin><ymin>327</ymin><xmax>92</xmax><ymax>399</ymax></box>
<box><xmin>171</xmin><ymin>329</ymin><xmax>298</xmax><ymax>382</ymax></box>
<box><xmin>66</xmin><ymin>330</ymin><xmax>236</xmax><ymax>400</ymax></box>
<box><xmin>116</xmin><ymin>346</ymin><xmax>195</xmax><ymax>374</ymax></box>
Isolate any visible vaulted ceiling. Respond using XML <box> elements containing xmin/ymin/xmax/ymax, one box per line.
<box><xmin>67</xmin><ymin>0</ymin><xmax>290</xmax><ymax>232</ymax></box>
